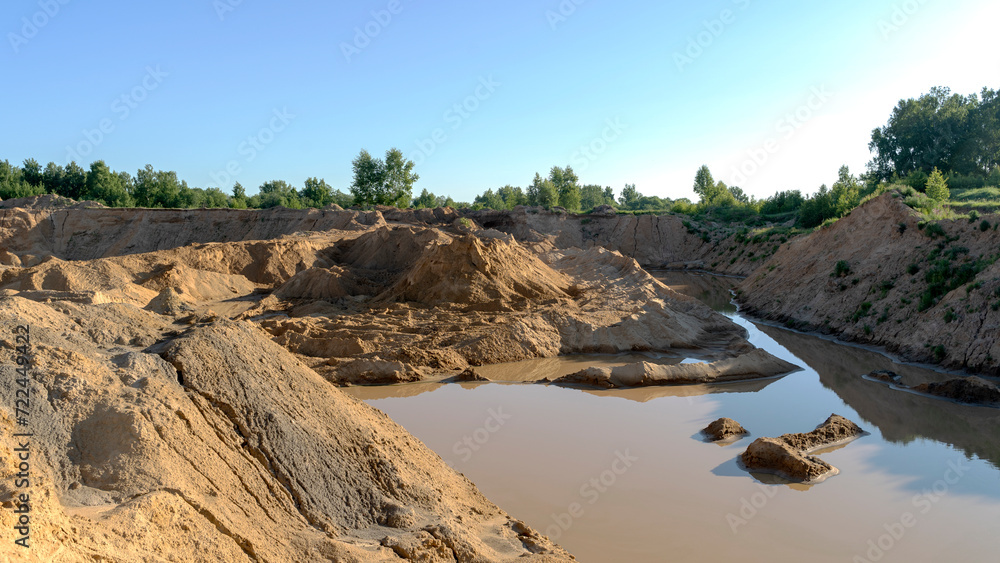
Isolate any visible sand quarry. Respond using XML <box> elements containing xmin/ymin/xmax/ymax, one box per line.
<box><xmin>0</xmin><ymin>194</ymin><xmax>997</xmax><ymax>561</ymax></box>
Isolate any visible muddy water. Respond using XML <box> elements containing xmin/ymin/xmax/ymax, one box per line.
<box><xmin>346</xmin><ymin>272</ymin><xmax>1000</xmax><ymax>562</ymax></box>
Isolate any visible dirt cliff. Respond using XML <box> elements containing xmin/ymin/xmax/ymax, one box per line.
<box><xmin>0</xmin><ymin>196</ymin><xmax>782</xmax><ymax>276</ymax></box>
<box><xmin>0</xmin><ymin>202</ymin><xmax>384</xmax><ymax>261</ymax></box>
<box><xmin>736</xmin><ymin>193</ymin><xmax>1000</xmax><ymax>374</ymax></box>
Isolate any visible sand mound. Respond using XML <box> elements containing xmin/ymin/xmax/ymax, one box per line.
<box><xmin>144</xmin><ymin>287</ymin><xmax>194</xmax><ymax>315</ymax></box>
<box><xmin>1</xmin><ymin>256</ymin><xmax>157</xmax><ymax>306</ymax></box>
<box><xmin>137</xmin><ymin>263</ymin><xmax>256</xmax><ymax>302</ymax></box>
<box><xmin>0</xmin><ymin>194</ymin><xmax>105</xmax><ymax>209</ymax></box>
<box><xmin>703</xmin><ymin>417</ymin><xmax>749</xmax><ymax>442</ymax></box>
<box><xmin>556</xmin><ymin>349</ymin><xmax>798</xmax><ymax>388</ymax></box>
<box><xmin>272</xmin><ymin>265</ymin><xmax>363</xmax><ymax>300</ymax></box>
<box><xmin>379</xmin><ymin>234</ymin><xmax>573</xmax><ymax>307</ymax></box>
<box><xmin>0</xmin><ymin>301</ymin><xmax>572</xmax><ymax>561</ymax></box>
<box><xmin>740</xmin><ymin>414</ymin><xmax>865</xmax><ymax>483</ymax></box>
<box><xmin>335</xmin><ymin>226</ymin><xmax>449</xmax><ymax>272</ymax></box>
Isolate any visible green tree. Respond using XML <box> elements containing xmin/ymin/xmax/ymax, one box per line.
<box><xmin>549</xmin><ymin>166</ymin><xmax>581</xmax><ymax>211</ymax></box>
<box><xmin>330</xmin><ymin>189</ymin><xmax>354</xmax><ymax>207</ymax></box>
<box><xmin>830</xmin><ymin>165</ymin><xmax>861</xmax><ymax>216</ymax></box>
<box><xmin>868</xmin><ymin>86</ymin><xmax>984</xmax><ymax>181</ymax></box>
<box><xmin>580</xmin><ymin>184</ymin><xmax>605</xmax><ymax>210</ymax></box>
<box><xmin>350</xmin><ymin>148</ymin><xmax>418</xmax><ymax>207</ymax></box>
<box><xmin>603</xmin><ymin>186</ymin><xmax>615</xmax><ymax>205</ymax></box>
<box><xmin>230</xmin><ymin>182</ymin><xmax>248</xmax><ymax>209</ymax></box>
<box><xmin>42</xmin><ymin>162</ymin><xmax>65</xmax><ymax>194</ymax></box>
<box><xmin>203</xmin><ymin>187</ymin><xmax>230</xmax><ymax>208</ymax></box>
<box><xmin>84</xmin><ymin>160</ymin><xmax>132</xmax><ymax>207</ymax></box>
<box><xmin>727</xmin><ymin>184</ymin><xmax>750</xmax><ymax>205</ymax></box>
<box><xmin>527</xmin><ymin>172</ymin><xmax>558</xmax><ymax>207</ymax></box>
<box><xmin>497</xmin><ymin>185</ymin><xmax>526</xmax><ymax>209</ymax></box>
<box><xmin>301</xmin><ymin>177</ymin><xmax>333</xmax><ymax>207</ymax></box>
<box><xmin>618</xmin><ymin>183</ymin><xmax>639</xmax><ymax>208</ymax></box>
<box><xmin>760</xmin><ymin>190</ymin><xmax>805</xmax><ymax>215</ymax></box>
<box><xmin>412</xmin><ymin>188</ymin><xmax>437</xmax><ymax>208</ymax></box>
<box><xmin>382</xmin><ymin>148</ymin><xmax>418</xmax><ymax>207</ymax></box>
<box><xmin>926</xmin><ymin>167</ymin><xmax>950</xmax><ymax>201</ymax></box>
<box><xmin>62</xmin><ymin>161</ymin><xmax>88</xmax><ymax>200</ymax></box>
<box><xmin>258</xmin><ymin>180</ymin><xmax>301</xmax><ymax>208</ymax></box>
<box><xmin>134</xmin><ymin>165</ymin><xmax>182</xmax><ymax>208</ymax></box>
<box><xmin>22</xmin><ymin>158</ymin><xmax>43</xmax><ymax>188</ymax></box>
<box><xmin>0</xmin><ymin>159</ymin><xmax>44</xmax><ymax>199</ymax></box>
<box><xmin>798</xmin><ymin>184</ymin><xmax>836</xmax><ymax>228</ymax></box>
<box><xmin>474</xmin><ymin>188</ymin><xmax>505</xmax><ymax>210</ymax></box>
<box><xmin>693</xmin><ymin>165</ymin><xmax>717</xmax><ymax>202</ymax></box>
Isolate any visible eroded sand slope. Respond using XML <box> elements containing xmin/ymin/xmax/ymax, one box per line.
<box><xmin>736</xmin><ymin>193</ymin><xmax>1000</xmax><ymax>374</ymax></box>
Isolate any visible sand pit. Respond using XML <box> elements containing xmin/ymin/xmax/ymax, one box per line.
<box><xmin>0</xmin><ymin>198</ymin><xmax>801</xmax><ymax>560</ymax></box>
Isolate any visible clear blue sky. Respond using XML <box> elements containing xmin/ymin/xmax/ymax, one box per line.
<box><xmin>2</xmin><ymin>0</ymin><xmax>997</xmax><ymax>202</ymax></box>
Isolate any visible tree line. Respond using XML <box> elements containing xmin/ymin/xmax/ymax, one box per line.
<box><xmin>0</xmin><ymin>159</ymin><xmax>354</xmax><ymax>210</ymax></box>
<box><xmin>3</xmin><ymin>85</ymin><xmax>996</xmax><ymax>225</ymax></box>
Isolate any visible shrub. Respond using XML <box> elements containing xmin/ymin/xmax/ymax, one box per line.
<box><xmin>931</xmin><ymin>345</ymin><xmax>947</xmax><ymax>363</ymax></box>
<box><xmin>924</xmin><ymin>222</ymin><xmax>946</xmax><ymax>238</ymax></box>
<box><xmin>969</xmin><ymin>210</ymin><xmax>980</xmax><ymax>222</ymax></box>
<box><xmin>833</xmin><ymin>260</ymin><xmax>851</xmax><ymax>277</ymax></box>
<box><xmin>878</xmin><ymin>280</ymin><xmax>895</xmax><ymax>299</ymax></box>
<box><xmin>981</xmin><ymin>220</ymin><xmax>991</xmax><ymax>232</ymax></box>
<box><xmin>907</xmin><ymin>263</ymin><xmax>920</xmax><ymax>275</ymax></box>
<box><xmin>851</xmin><ymin>302</ymin><xmax>873</xmax><ymax>322</ymax></box>
<box><xmin>926</xmin><ymin>168</ymin><xmax>950</xmax><ymax>201</ymax></box>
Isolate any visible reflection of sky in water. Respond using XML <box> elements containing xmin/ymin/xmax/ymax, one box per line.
<box><xmin>350</xmin><ymin>273</ymin><xmax>1000</xmax><ymax>563</ymax></box>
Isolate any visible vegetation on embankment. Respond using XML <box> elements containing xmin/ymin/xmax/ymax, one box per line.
<box><xmin>735</xmin><ymin>191</ymin><xmax>1000</xmax><ymax>375</ymax></box>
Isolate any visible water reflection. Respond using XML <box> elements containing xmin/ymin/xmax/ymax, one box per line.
<box><xmin>342</xmin><ymin>352</ymin><xmax>783</xmax><ymax>403</ymax></box>
<box><xmin>356</xmin><ymin>272</ymin><xmax>1000</xmax><ymax>562</ymax></box>
<box><xmin>757</xmin><ymin>324</ymin><xmax>1000</xmax><ymax>472</ymax></box>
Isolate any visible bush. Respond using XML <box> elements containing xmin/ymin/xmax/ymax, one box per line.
<box><xmin>924</xmin><ymin>222</ymin><xmax>946</xmax><ymax>238</ymax></box>
<box><xmin>981</xmin><ymin>220</ymin><xmax>991</xmax><ymax>232</ymax></box>
<box><xmin>833</xmin><ymin>260</ymin><xmax>851</xmax><ymax>277</ymax></box>
<box><xmin>925</xmin><ymin>168</ymin><xmax>950</xmax><ymax>201</ymax></box>
<box><xmin>931</xmin><ymin>345</ymin><xmax>947</xmax><ymax>363</ymax></box>
<box><xmin>851</xmin><ymin>302</ymin><xmax>873</xmax><ymax>322</ymax></box>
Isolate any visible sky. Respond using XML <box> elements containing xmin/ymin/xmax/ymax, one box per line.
<box><xmin>2</xmin><ymin>0</ymin><xmax>998</xmax><ymax>202</ymax></box>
